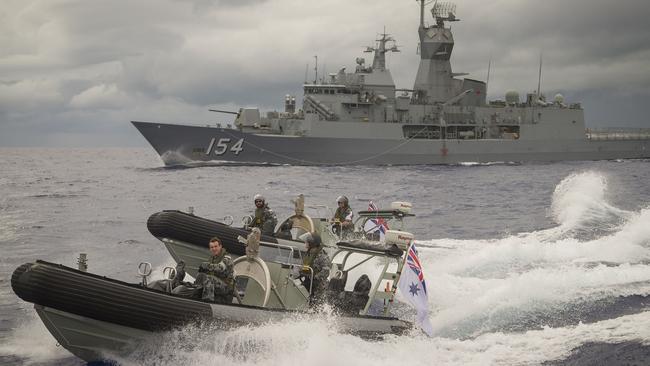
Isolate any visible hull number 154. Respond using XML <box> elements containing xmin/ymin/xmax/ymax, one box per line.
<box><xmin>206</xmin><ymin>138</ymin><xmax>244</xmax><ymax>156</ymax></box>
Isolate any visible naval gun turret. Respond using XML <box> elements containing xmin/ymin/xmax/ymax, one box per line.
<box><xmin>413</xmin><ymin>1</ymin><xmax>486</xmax><ymax>106</ymax></box>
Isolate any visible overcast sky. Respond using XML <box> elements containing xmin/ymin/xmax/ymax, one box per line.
<box><xmin>1</xmin><ymin>0</ymin><xmax>649</xmax><ymax>147</ymax></box>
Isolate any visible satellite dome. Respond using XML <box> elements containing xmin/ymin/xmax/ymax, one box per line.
<box><xmin>505</xmin><ymin>90</ymin><xmax>520</xmax><ymax>105</ymax></box>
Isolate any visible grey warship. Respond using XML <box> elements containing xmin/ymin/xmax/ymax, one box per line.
<box><xmin>132</xmin><ymin>1</ymin><xmax>650</xmax><ymax>166</ymax></box>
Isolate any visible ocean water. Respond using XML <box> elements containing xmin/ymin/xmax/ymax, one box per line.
<box><xmin>1</xmin><ymin>148</ymin><xmax>649</xmax><ymax>365</ymax></box>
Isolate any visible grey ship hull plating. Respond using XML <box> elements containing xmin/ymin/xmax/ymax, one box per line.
<box><xmin>133</xmin><ymin>121</ymin><xmax>649</xmax><ymax>166</ymax></box>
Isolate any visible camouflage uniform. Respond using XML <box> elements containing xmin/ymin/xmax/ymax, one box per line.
<box><xmin>333</xmin><ymin>205</ymin><xmax>354</xmax><ymax>238</ymax></box>
<box><xmin>302</xmin><ymin>246</ymin><xmax>331</xmax><ymax>305</ymax></box>
<box><xmin>196</xmin><ymin>249</ymin><xmax>234</xmax><ymax>303</ymax></box>
<box><xmin>252</xmin><ymin>205</ymin><xmax>278</xmax><ymax>236</ymax></box>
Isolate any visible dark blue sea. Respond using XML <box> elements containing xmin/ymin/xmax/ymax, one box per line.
<box><xmin>1</xmin><ymin>148</ymin><xmax>649</xmax><ymax>365</ymax></box>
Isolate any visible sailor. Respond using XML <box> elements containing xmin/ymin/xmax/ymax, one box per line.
<box><xmin>328</xmin><ymin>274</ymin><xmax>373</xmax><ymax>315</ymax></box>
<box><xmin>194</xmin><ymin>236</ymin><xmax>235</xmax><ymax>303</ymax></box>
<box><xmin>348</xmin><ymin>274</ymin><xmax>372</xmax><ymax>313</ymax></box>
<box><xmin>300</xmin><ymin>232</ymin><xmax>331</xmax><ymax>306</ymax></box>
<box><xmin>251</xmin><ymin>194</ymin><xmax>278</xmax><ymax>236</ymax></box>
<box><xmin>332</xmin><ymin>195</ymin><xmax>353</xmax><ymax>238</ymax></box>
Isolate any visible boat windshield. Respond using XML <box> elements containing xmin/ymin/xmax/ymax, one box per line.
<box><xmin>330</xmin><ymin>241</ymin><xmax>408</xmax><ymax>317</ymax></box>
<box><xmin>354</xmin><ymin>209</ymin><xmax>415</xmax><ymax>241</ymax></box>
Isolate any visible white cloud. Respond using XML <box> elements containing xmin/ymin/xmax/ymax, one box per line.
<box><xmin>69</xmin><ymin>83</ymin><xmax>131</xmax><ymax>109</ymax></box>
<box><xmin>0</xmin><ymin>78</ymin><xmax>64</xmax><ymax>111</ymax></box>
<box><xmin>1</xmin><ymin>0</ymin><xmax>649</xmax><ymax>146</ymax></box>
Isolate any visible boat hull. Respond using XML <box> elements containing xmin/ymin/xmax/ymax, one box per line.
<box><xmin>147</xmin><ymin>210</ymin><xmax>308</xmax><ymax>276</ymax></box>
<box><xmin>12</xmin><ymin>261</ymin><xmax>411</xmax><ymax>362</ymax></box>
<box><xmin>132</xmin><ymin>121</ymin><xmax>650</xmax><ymax>166</ymax></box>
<box><xmin>35</xmin><ymin>305</ymin><xmax>151</xmax><ymax>362</ymax></box>
<box><xmin>147</xmin><ymin>210</ymin><xmax>303</xmax><ymax>256</ymax></box>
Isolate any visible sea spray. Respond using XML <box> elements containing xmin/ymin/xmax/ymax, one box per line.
<box><xmin>550</xmin><ymin>171</ymin><xmax>630</xmax><ymax>231</ymax></box>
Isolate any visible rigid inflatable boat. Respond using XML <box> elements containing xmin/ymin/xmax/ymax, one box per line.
<box><xmin>12</xmin><ymin>235</ymin><xmax>414</xmax><ymax>362</ymax></box>
<box><xmin>12</xmin><ymin>197</ymin><xmax>419</xmax><ymax>363</ymax></box>
<box><xmin>149</xmin><ymin>195</ymin><xmax>415</xmax><ymax>279</ymax></box>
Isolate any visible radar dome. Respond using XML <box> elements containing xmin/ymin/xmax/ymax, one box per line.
<box><xmin>505</xmin><ymin>91</ymin><xmax>520</xmax><ymax>105</ymax></box>
<box><xmin>554</xmin><ymin>93</ymin><xmax>564</xmax><ymax>104</ymax></box>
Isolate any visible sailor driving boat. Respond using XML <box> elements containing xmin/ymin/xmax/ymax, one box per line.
<box><xmin>148</xmin><ymin>237</ymin><xmax>234</xmax><ymax>303</ymax></box>
<box><xmin>193</xmin><ymin>236</ymin><xmax>235</xmax><ymax>303</ymax></box>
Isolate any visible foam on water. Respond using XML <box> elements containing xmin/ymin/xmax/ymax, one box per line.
<box><xmin>550</xmin><ymin>171</ymin><xmax>630</xmax><ymax>232</ymax></box>
<box><xmin>414</xmin><ymin>172</ymin><xmax>650</xmax><ymax>338</ymax></box>
<box><xmin>0</xmin><ymin>310</ymin><xmax>71</xmax><ymax>364</ymax></box>
<box><xmin>0</xmin><ymin>212</ymin><xmax>20</xmax><ymax>244</ymax></box>
<box><xmin>4</xmin><ymin>170</ymin><xmax>650</xmax><ymax>365</ymax></box>
<box><xmin>98</xmin><ymin>310</ymin><xmax>650</xmax><ymax>366</ymax></box>
<box><xmin>6</xmin><ymin>308</ymin><xmax>650</xmax><ymax>366</ymax></box>
<box><xmin>159</xmin><ymin>150</ymin><xmax>193</xmax><ymax>166</ymax></box>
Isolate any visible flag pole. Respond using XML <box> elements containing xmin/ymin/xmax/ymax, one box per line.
<box><xmin>384</xmin><ymin>239</ymin><xmax>412</xmax><ymax>314</ymax></box>
<box><xmin>396</xmin><ymin>240</ymin><xmax>435</xmax><ymax>336</ymax></box>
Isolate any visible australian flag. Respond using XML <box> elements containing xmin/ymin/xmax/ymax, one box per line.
<box><xmin>363</xmin><ymin>201</ymin><xmax>389</xmax><ymax>241</ymax></box>
<box><xmin>398</xmin><ymin>243</ymin><xmax>434</xmax><ymax>336</ymax></box>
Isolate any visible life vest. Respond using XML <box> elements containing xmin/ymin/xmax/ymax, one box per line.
<box><xmin>334</xmin><ymin>206</ymin><xmax>352</xmax><ymax>222</ymax></box>
<box><xmin>303</xmin><ymin>246</ymin><xmax>323</xmax><ymax>267</ymax></box>
<box><xmin>254</xmin><ymin>207</ymin><xmax>265</xmax><ymax>227</ymax></box>
<box><xmin>208</xmin><ymin>250</ymin><xmax>234</xmax><ymax>287</ymax></box>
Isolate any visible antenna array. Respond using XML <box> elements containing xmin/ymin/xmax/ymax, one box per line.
<box><xmin>432</xmin><ymin>2</ymin><xmax>457</xmax><ymax>20</ymax></box>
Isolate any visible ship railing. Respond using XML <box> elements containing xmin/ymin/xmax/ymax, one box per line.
<box><xmin>586</xmin><ymin>128</ymin><xmax>650</xmax><ymax>141</ymax></box>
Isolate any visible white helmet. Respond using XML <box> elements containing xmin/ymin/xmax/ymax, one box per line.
<box><xmin>336</xmin><ymin>195</ymin><xmax>349</xmax><ymax>205</ymax></box>
<box><xmin>254</xmin><ymin>194</ymin><xmax>265</xmax><ymax>203</ymax></box>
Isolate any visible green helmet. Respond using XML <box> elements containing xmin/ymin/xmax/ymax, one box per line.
<box><xmin>305</xmin><ymin>232</ymin><xmax>322</xmax><ymax>247</ymax></box>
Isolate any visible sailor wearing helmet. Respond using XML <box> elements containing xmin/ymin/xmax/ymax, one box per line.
<box><xmin>251</xmin><ymin>194</ymin><xmax>278</xmax><ymax>236</ymax></box>
<box><xmin>300</xmin><ymin>232</ymin><xmax>331</xmax><ymax>306</ymax></box>
<box><xmin>332</xmin><ymin>195</ymin><xmax>353</xmax><ymax>238</ymax></box>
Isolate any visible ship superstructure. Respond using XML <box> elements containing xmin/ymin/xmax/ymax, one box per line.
<box><xmin>133</xmin><ymin>1</ymin><xmax>649</xmax><ymax>165</ymax></box>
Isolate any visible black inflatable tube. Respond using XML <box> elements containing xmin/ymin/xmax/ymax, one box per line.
<box><xmin>146</xmin><ymin>210</ymin><xmax>281</xmax><ymax>256</ymax></box>
<box><xmin>11</xmin><ymin>261</ymin><xmax>212</xmax><ymax>332</ymax></box>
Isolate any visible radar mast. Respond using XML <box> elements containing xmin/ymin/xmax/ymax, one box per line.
<box><xmin>413</xmin><ymin>1</ymin><xmax>462</xmax><ymax>104</ymax></box>
<box><xmin>364</xmin><ymin>28</ymin><xmax>400</xmax><ymax>71</ymax></box>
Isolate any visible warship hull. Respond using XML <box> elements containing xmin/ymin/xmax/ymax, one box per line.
<box><xmin>131</xmin><ymin>2</ymin><xmax>650</xmax><ymax>167</ymax></box>
<box><xmin>133</xmin><ymin>121</ymin><xmax>650</xmax><ymax>166</ymax></box>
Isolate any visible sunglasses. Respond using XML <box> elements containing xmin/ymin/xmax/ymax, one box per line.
<box><xmin>255</xmin><ymin>200</ymin><xmax>263</xmax><ymax>203</ymax></box>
